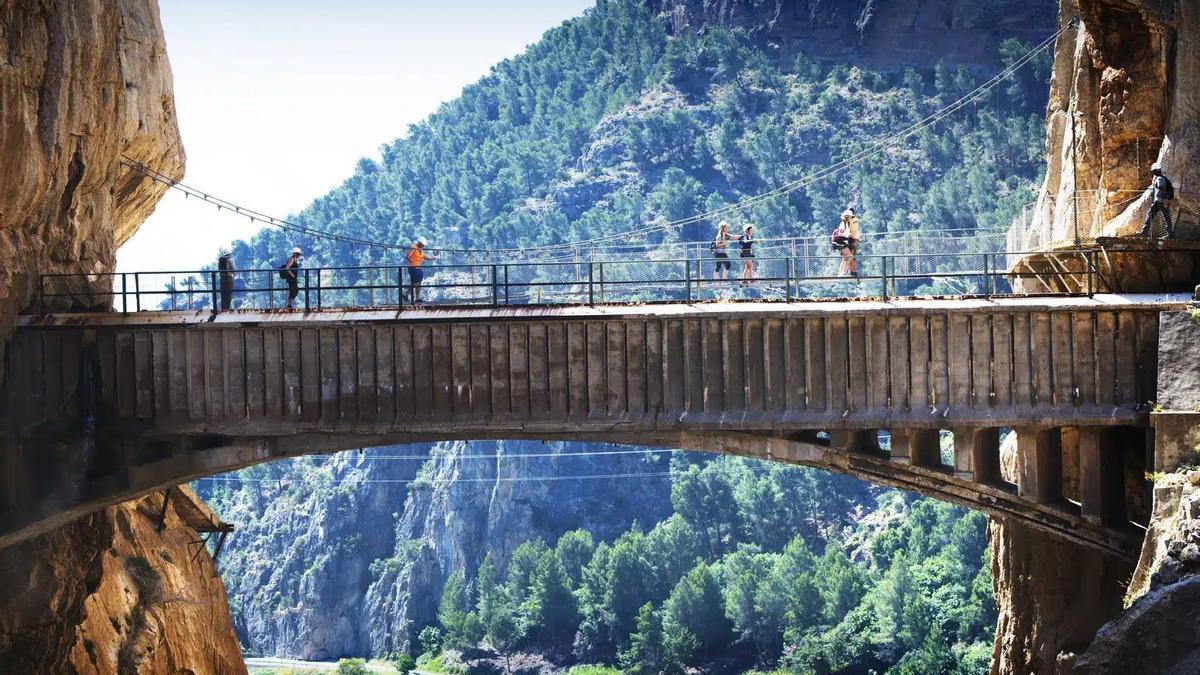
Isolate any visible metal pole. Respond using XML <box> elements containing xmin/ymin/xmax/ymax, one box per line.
<box><xmin>504</xmin><ymin>264</ymin><xmax>510</xmax><ymax>304</ymax></box>
<box><xmin>685</xmin><ymin>258</ymin><xmax>692</xmax><ymax>303</ymax></box>
<box><xmin>1072</xmin><ymin>110</ymin><xmax>1081</xmax><ymax>247</ymax></box>
<box><xmin>368</xmin><ymin>268</ymin><xmax>375</xmax><ymax>307</ymax></box>
<box><xmin>397</xmin><ymin>266</ymin><xmax>404</xmax><ymax>307</ymax></box>
<box><xmin>490</xmin><ymin>265</ymin><xmax>499</xmax><ymax>306</ymax></box>
<box><xmin>186</xmin><ymin>276</ymin><xmax>193</xmax><ymax>310</ymax></box>
<box><xmin>316</xmin><ymin>269</ymin><xmax>322</xmax><ymax>309</ymax></box>
<box><xmin>38</xmin><ymin>275</ymin><xmax>45</xmax><ymax>313</ymax></box>
<box><xmin>171</xmin><ymin>275</ymin><xmax>177</xmax><ymax>311</ymax></box>
<box><xmin>785</xmin><ymin>257</ymin><xmax>792</xmax><ymax>301</ymax></box>
<box><xmin>1086</xmin><ymin>250</ymin><xmax>1094</xmax><ymax>297</ymax></box>
<box><xmin>598</xmin><ymin>263</ymin><xmax>605</xmax><ymax>303</ymax></box>
<box><xmin>982</xmin><ymin>254</ymin><xmax>990</xmax><ymax>298</ymax></box>
<box><xmin>880</xmin><ymin>257</ymin><xmax>889</xmax><ymax>301</ymax></box>
<box><xmin>121</xmin><ymin>273</ymin><xmax>128</xmax><ymax>313</ymax></box>
<box><xmin>588</xmin><ymin>263</ymin><xmax>595</xmax><ymax>306</ymax></box>
<box><xmin>134</xmin><ymin>273</ymin><xmax>141</xmax><ymax>312</ymax></box>
<box><xmin>304</xmin><ymin>269</ymin><xmax>311</xmax><ymax>311</ymax></box>
<box><xmin>210</xmin><ymin>271</ymin><xmax>218</xmax><ymax>313</ymax></box>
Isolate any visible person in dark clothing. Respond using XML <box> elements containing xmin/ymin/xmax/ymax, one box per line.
<box><xmin>1138</xmin><ymin>162</ymin><xmax>1175</xmax><ymax>239</ymax></box>
<box><xmin>406</xmin><ymin>238</ymin><xmax>430</xmax><ymax>304</ymax></box>
<box><xmin>218</xmin><ymin>248</ymin><xmax>235</xmax><ymax>310</ymax></box>
<box><xmin>738</xmin><ymin>224</ymin><xmax>755</xmax><ymax>284</ymax></box>
<box><xmin>280</xmin><ymin>247</ymin><xmax>302</xmax><ymax>309</ymax></box>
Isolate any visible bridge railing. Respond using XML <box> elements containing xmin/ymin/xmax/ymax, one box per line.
<box><xmin>34</xmin><ymin>250</ymin><xmax>1102</xmax><ymax>314</ymax></box>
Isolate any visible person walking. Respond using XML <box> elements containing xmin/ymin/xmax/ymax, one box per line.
<box><xmin>217</xmin><ymin>247</ymin><xmax>235</xmax><ymax>310</ymax></box>
<box><xmin>1137</xmin><ymin>162</ymin><xmax>1175</xmax><ymax>239</ymax></box>
<box><xmin>836</xmin><ymin>208</ymin><xmax>860</xmax><ymax>277</ymax></box>
<box><xmin>406</xmin><ymin>238</ymin><xmax>430</xmax><ymax>304</ymax></box>
<box><xmin>738</xmin><ymin>224</ymin><xmax>756</xmax><ymax>284</ymax></box>
<box><xmin>712</xmin><ymin>221</ymin><xmax>733</xmax><ymax>280</ymax></box>
<box><xmin>280</xmin><ymin>247</ymin><xmax>302</xmax><ymax>310</ymax></box>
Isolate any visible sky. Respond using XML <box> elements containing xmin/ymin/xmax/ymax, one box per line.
<box><xmin>117</xmin><ymin>0</ymin><xmax>594</xmax><ymax>272</ymax></box>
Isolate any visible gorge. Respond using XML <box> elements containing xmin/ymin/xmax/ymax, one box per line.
<box><xmin>1</xmin><ymin>0</ymin><xmax>1198</xmax><ymax>673</ymax></box>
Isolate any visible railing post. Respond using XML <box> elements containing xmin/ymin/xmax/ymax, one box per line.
<box><xmin>785</xmin><ymin>257</ymin><xmax>792</xmax><ymax>301</ymax></box>
<box><xmin>268</xmin><ymin>270</ymin><xmax>274</xmax><ymax>309</ymax></box>
<box><xmin>982</xmin><ymin>254</ymin><xmax>990</xmax><ymax>299</ymax></box>
<box><xmin>491</xmin><ymin>265</ymin><xmax>499</xmax><ymax>306</ymax></box>
<box><xmin>171</xmin><ymin>275</ymin><xmax>177</xmax><ymax>311</ymax></box>
<box><xmin>134</xmin><ymin>273</ymin><xmax>141</xmax><ymax>312</ymax></box>
<box><xmin>588</xmin><ymin>262</ymin><xmax>595</xmax><ymax>306</ymax></box>
<box><xmin>1086</xmin><ymin>250</ymin><xmax>1094</xmax><ymax>297</ymax></box>
<box><xmin>598</xmin><ymin>262</ymin><xmax>605</xmax><ymax>303</ymax></box>
<box><xmin>210</xmin><ymin>271</ymin><xmax>218</xmax><ymax>313</ymax></box>
<box><xmin>504</xmin><ymin>264</ymin><xmax>510</xmax><ymax>305</ymax></box>
<box><xmin>121</xmin><ymin>273</ymin><xmax>128</xmax><ymax>313</ymax></box>
<box><xmin>396</xmin><ymin>266</ymin><xmax>404</xmax><ymax>307</ymax></box>
<box><xmin>316</xmin><ymin>269</ymin><xmax>322</xmax><ymax>309</ymax></box>
<box><xmin>186</xmin><ymin>276</ymin><xmax>194</xmax><ymax>310</ymax></box>
<box><xmin>880</xmin><ymin>257</ymin><xmax>889</xmax><ymax>301</ymax></box>
<box><xmin>684</xmin><ymin>258</ymin><xmax>692</xmax><ymax>303</ymax></box>
<box><xmin>304</xmin><ymin>269</ymin><xmax>311</xmax><ymax>311</ymax></box>
<box><xmin>368</xmin><ymin>267</ymin><xmax>376</xmax><ymax>307</ymax></box>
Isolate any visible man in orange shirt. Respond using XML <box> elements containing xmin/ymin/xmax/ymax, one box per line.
<box><xmin>406</xmin><ymin>238</ymin><xmax>430</xmax><ymax>304</ymax></box>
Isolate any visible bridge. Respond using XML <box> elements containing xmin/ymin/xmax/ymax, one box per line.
<box><xmin>0</xmin><ymin>292</ymin><xmax>1186</xmax><ymax>559</ymax></box>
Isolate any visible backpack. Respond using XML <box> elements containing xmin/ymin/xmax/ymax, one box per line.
<box><xmin>1160</xmin><ymin>176</ymin><xmax>1175</xmax><ymax>201</ymax></box>
<box><xmin>278</xmin><ymin>262</ymin><xmax>289</xmax><ymax>280</ymax></box>
<box><xmin>831</xmin><ymin>225</ymin><xmax>847</xmax><ymax>250</ymax></box>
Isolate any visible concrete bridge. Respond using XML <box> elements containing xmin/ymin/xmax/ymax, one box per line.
<box><xmin>0</xmin><ymin>294</ymin><xmax>1186</xmax><ymax>558</ymax></box>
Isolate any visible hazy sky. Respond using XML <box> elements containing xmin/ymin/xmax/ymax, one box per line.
<box><xmin>118</xmin><ymin>0</ymin><xmax>594</xmax><ymax>272</ymax></box>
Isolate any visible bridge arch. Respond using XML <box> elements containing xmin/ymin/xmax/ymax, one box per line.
<box><xmin>0</xmin><ymin>295</ymin><xmax>1178</xmax><ymax>557</ymax></box>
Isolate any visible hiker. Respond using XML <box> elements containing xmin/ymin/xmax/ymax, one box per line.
<box><xmin>280</xmin><ymin>247</ymin><xmax>302</xmax><ymax>309</ymax></box>
<box><xmin>406</xmin><ymin>238</ymin><xmax>430</xmax><ymax>304</ymax></box>
<box><xmin>712</xmin><ymin>221</ymin><xmax>732</xmax><ymax>280</ymax></box>
<box><xmin>1138</xmin><ymin>162</ymin><xmax>1175</xmax><ymax>239</ymax></box>
<box><xmin>739</xmin><ymin>224</ymin><xmax>756</xmax><ymax>283</ymax></box>
<box><xmin>834</xmin><ymin>208</ymin><xmax>860</xmax><ymax>277</ymax></box>
<box><xmin>217</xmin><ymin>247</ymin><xmax>235</xmax><ymax>310</ymax></box>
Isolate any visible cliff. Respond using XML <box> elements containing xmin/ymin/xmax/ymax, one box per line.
<box><xmin>200</xmin><ymin>442</ymin><xmax>673</xmax><ymax>659</ymax></box>
<box><xmin>0</xmin><ymin>489</ymin><xmax>245</xmax><ymax>674</ymax></box>
<box><xmin>0</xmin><ymin>1</ymin><xmax>245</xmax><ymax>672</ymax></box>
<box><xmin>0</xmin><ymin>0</ymin><xmax>184</xmax><ymax>342</ymax></box>
<box><xmin>1009</xmin><ymin>0</ymin><xmax>1198</xmax><ymax>289</ymax></box>
<box><xmin>646</xmin><ymin>0</ymin><xmax>1056</xmax><ymax>71</ymax></box>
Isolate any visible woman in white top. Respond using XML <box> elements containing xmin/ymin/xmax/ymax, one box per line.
<box><xmin>837</xmin><ymin>208</ymin><xmax>860</xmax><ymax>278</ymax></box>
<box><xmin>712</xmin><ymin>221</ymin><xmax>733</xmax><ymax>280</ymax></box>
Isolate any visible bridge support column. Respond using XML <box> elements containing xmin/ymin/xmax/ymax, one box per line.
<box><xmin>831</xmin><ymin>430</ymin><xmax>879</xmax><ymax>453</ymax></box>
<box><xmin>953</xmin><ymin>428</ymin><xmax>1001</xmax><ymax>484</ymax></box>
<box><xmin>890</xmin><ymin>429</ymin><xmax>941</xmax><ymax>467</ymax></box>
<box><xmin>1016</xmin><ymin>427</ymin><xmax>1062</xmax><ymax>505</ymax></box>
<box><xmin>1078</xmin><ymin>427</ymin><xmax>1125</xmax><ymax>526</ymax></box>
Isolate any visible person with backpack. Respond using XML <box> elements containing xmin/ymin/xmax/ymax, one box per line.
<box><xmin>833</xmin><ymin>208</ymin><xmax>860</xmax><ymax>277</ymax></box>
<box><xmin>738</xmin><ymin>224</ymin><xmax>756</xmax><ymax>284</ymax></box>
<box><xmin>217</xmin><ymin>247</ymin><xmax>235</xmax><ymax>310</ymax></box>
<box><xmin>711</xmin><ymin>221</ymin><xmax>732</xmax><ymax>280</ymax></box>
<box><xmin>280</xmin><ymin>247</ymin><xmax>302</xmax><ymax>309</ymax></box>
<box><xmin>406</xmin><ymin>238</ymin><xmax>430</xmax><ymax>304</ymax></box>
<box><xmin>1138</xmin><ymin>162</ymin><xmax>1175</xmax><ymax>239</ymax></box>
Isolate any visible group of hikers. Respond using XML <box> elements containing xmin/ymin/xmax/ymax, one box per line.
<box><xmin>711</xmin><ymin>206</ymin><xmax>861</xmax><ymax>282</ymax></box>
<box><xmin>210</xmin><ymin>163</ymin><xmax>1176</xmax><ymax>310</ymax></box>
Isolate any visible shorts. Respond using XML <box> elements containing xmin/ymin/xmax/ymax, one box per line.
<box><xmin>740</xmin><ymin>251</ymin><xmax>754</xmax><ymax>259</ymax></box>
<box><xmin>408</xmin><ymin>267</ymin><xmax>424</xmax><ymax>284</ymax></box>
<box><xmin>714</xmin><ymin>251</ymin><xmax>730</xmax><ymax>272</ymax></box>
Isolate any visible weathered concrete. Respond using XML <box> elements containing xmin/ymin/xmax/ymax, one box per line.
<box><xmin>0</xmin><ymin>295</ymin><xmax>1182</xmax><ymax>555</ymax></box>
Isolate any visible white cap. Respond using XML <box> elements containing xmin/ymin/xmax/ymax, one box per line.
<box><xmin>1151</xmin><ymin>162</ymin><xmax>1162</xmax><ymax>172</ymax></box>
<box><xmin>718</xmin><ymin>220</ymin><xmax>730</xmax><ymax>229</ymax></box>
<box><xmin>292</xmin><ymin>247</ymin><xmax>302</xmax><ymax>254</ymax></box>
<box><xmin>416</xmin><ymin>237</ymin><xmax>427</xmax><ymax>246</ymax></box>
<box><xmin>842</xmin><ymin>208</ymin><xmax>855</xmax><ymax>217</ymax></box>
<box><xmin>219</xmin><ymin>247</ymin><xmax>231</xmax><ymax>256</ymax></box>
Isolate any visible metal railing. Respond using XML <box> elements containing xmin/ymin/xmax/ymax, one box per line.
<box><xmin>35</xmin><ymin>249</ymin><xmax>1110</xmax><ymax>315</ymax></box>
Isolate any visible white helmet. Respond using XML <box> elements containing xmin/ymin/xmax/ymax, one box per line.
<box><xmin>219</xmin><ymin>247</ymin><xmax>231</xmax><ymax>256</ymax></box>
<box><xmin>1151</xmin><ymin>162</ymin><xmax>1162</xmax><ymax>173</ymax></box>
<box><xmin>292</xmin><ymin>247</ymin><xmax>302</xmax><ymax>255</ymax></box>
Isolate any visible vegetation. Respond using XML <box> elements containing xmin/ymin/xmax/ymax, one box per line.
<box><xmin>412</xmin><ymin>456</ymin><xmax>995</xmax><ymax>673</ymax></box>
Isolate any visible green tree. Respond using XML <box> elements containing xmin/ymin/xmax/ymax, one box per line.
<box><xmin>487</xmin><ymin>603</ymin><xmax>522</xmax><ymax>674</ymax></box>
<box><xmin>619</xmin><ymin>603</ymin><xmax>665</xmax><ymax>674</ymax></box>
<box><xmin>439</xmin><ymin>570</ymin><xmax>485</xmax><ymax>649</ymax></box>
<box><xmin>523</xmin><ymin>554</ymin><xmax>579</xmax><ymax>643</ymax></box>
<box><xmin>335</xmin><ymin>658</ymin><xmax>369</xmax><ymax>675</ymax></box>
<box><xmin>816</xmin><ymin>543</ymin><xmax>868</xmax><ymax>624</ymax></box>
<box><xmin>662</xmin><ymin>563</ymin><xmax>732</xmax><ymax>661</ymax></box>
<box><xmin>555</xmin><ymin>529</ymin><xmax>595</xmax><ymax>587</ymax></box>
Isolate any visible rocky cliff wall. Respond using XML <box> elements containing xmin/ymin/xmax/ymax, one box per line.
<box><xmin>0</xmin><ymin>0</ymin><xmax>184</xmax><ymax>343</ymax></box>
<box><xmin>0</xmin><ymin>491</ymin><xmax>246</xmax><ymax>674</ymax></box>
<box><xmin>1009</xmin><ymin>0</ymin><xmax>1198</xmax><ymax>288</ymax></box>
<box><xmin>646</xmin><ymin>0</ymin><xmax>1056</xmax><ymax>71</ymax></box>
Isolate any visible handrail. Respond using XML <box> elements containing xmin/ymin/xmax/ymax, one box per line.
<box><xmin>32</xmin><ymin>247</ymin><xmax>1135</xmax><ymax>315</ymax></box>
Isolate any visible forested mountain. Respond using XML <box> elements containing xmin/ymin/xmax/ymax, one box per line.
<box><xmin>220</xmin><ymin>0</ymin><xmax>1052</xmax><ymax>271</ymax></box>
<box><xmin>199</xmin><ymin>0</ymin><xmax>1055</xmax><ymax>672</ymax></box>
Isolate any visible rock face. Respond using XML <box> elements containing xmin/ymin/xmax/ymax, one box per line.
<box><xmin>0</xmin><ymin>490</ymin><xmax>245</xmax><ymax>674</ymax></box>
<box><xmin>200</xmin><ymin>441</ymin><xmax>672</xmax><ymax>659</ymax></box>
<box><xmin>0</xmin><ymin>0</ymin><xmax>184</xmax><ymax>343</ymax></box>
<box><xmin>989</xmin><ymin>432</ymin><xmax>1134</xmax><ymax>675</ymax></box>
<box><xmin>647</xmin><ymin>0</ymin><xmax>1056</xmax><ymax>71</ymax></box>
<box><xmin>1009</xmin><ymin>0</ymin><xmax>1199</xmax><ymax>290</ymax></box>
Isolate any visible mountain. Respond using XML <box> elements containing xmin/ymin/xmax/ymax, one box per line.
<box><xmin>197</xmin><ymin>0</ymin><xmax>1057</xmax><ymax>671</ymax></box>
